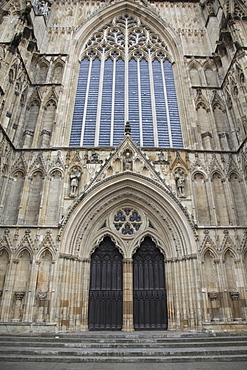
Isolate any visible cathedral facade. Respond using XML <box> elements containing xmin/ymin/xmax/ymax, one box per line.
<box><xmin>0</xmin><ymin>0</ymin><xmax>247</xmax><ymax>333</ymax></box>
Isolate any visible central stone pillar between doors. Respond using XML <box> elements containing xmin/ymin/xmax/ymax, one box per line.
<box><xmin>122</xmin><ymin>258</ymin><xmax>134</xmax><ymax>332</ymax></box>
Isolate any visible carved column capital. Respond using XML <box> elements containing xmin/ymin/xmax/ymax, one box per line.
<box><xmin>208</xmin><ymin>292</ymin><xmax>218</xmax><ymax>300</ymax></box>
<box><xmin>123</xmin><ymin>258</ymin><xmax>133</xmax><ymax>264</ymax></box>
<box><xmin>229</xmin><ymin>291</ymin><xmax>240</xmax><ymax>300</ymax></box>
<box><xmin>14</xmin><ymin>291</ymin><xmax>25</xmax><ymax>300</ymax></box>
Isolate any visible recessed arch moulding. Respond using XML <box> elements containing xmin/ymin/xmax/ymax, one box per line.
<box><xmin>72</xmin><ymin>1</ymin><xmax>181</xmax><ymax>63</ymax></box>
<box><xmin>59</xmin><ymin>173</ymin><xmax>196</xmax><ymax>260</ymax></box>
<box><xmin>63</xmin><ymin>0</ymin><xmax>189</xmax><ymax>147</ymax></box>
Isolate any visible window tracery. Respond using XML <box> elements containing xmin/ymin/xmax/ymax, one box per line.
<box><xmin>70</xmin><ymin>15</ymin><xmax>183</xmax><ymax>148</ymax></box>
<box><xmin>113</xmin><ymin>208</ymin><xmax>142</xmax><ymax>235</ymax></box>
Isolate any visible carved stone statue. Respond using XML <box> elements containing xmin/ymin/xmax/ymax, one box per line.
<box><xmin>175</xmin><ymin>169</ymin><xmax>186</xmax><ymax>198</ymax></box>
<box><xmin>33</xmin><ymin>0</ymin><xmax>52</xmax><ymax>19</ymax></box>
<box><xmin>69</xmin><ymin>167</ymin><xmax>81</xmax><ymax>197</ymax></box>
<box><xmin>123</xmin><ymin>149</ymin><xmax>133</xmax><ymax>171</ymax></box>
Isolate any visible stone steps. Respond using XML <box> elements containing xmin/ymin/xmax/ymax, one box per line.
<box><xmin>0</xmin><ymin>338</ymin><xmax>247</xmax><ymax>349</ymax></box>
<box><xmin>0</xmin><ymin>354</ymin><xmax>247</xmax><ymax>363</ymax></box>
<box><xmin>0</xmin><ymin>332</ymin><xmax>246</xmax><ymax>363</ymax></box>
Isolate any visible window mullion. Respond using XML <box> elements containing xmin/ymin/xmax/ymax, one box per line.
<box><xmin>95</xmin><ymin>55</ymin><xmax>105</xmax><ymax>146</ymax></box>
<box><xmin>125</xmin><ymin>20</ymin><xmax>129</xmax><ymax>124</ymax></box>
<box><xmin>161</xmin><ymin>60</ymin><xmax>173</xmax><ymax>148</ymax></box>
<box><xmin>137</xmin><ymin>60</ymin><xmax>143</xmax><ymax>147</ymax></box>
<box><xmin>110</xmin><ymin>58</ymin><xmax>116</xmax><ymax>146</ymax></box>
<box><xmin>149</xmin><ymin>56</ymin><xmax>158</xmax><ymax>147</ymax></box>
<box><xmin>80</xmin><ymin>58</ymin><xmax>92</xmax><ymax>146</ymax></box>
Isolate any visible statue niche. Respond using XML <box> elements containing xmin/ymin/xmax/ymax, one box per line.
<box><xmin>69</xmin><ymin>167</ymin><xmax>81</xmax><ymax>198</ymax></box>
<box><xmin>174</xmin><ymin>168</ymin><xmax>186</xmax><ymax>198</ymax></box>
<box><xmin>123</xmin><ymin>149</ymin><xmax>133</xmax><ymax>171</ymax></box>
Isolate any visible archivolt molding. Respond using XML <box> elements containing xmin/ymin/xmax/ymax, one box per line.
<box><xmin>0</xmin><ymin>231</ymin><xmax>12</xmax><ymax>256</ymax></box>
<box><xmin>90</xmin><ymin>232</ymin><xmax>125</xmax><ymax>258</ymax></box>
<box><xmin>60</xmin><ymin>170</ymin><xmax>195</xmax><ymax>234</ymax></box>
<box><xmin>131</xmin><ymin>232</ymin><xmax>166</xmax><ymax>258</ymax></box>
<box><xmin>59</xmin><ymin>173</ymin><xmax>196</xmax><ymax>259</ymax></box>
<box><xmin>221</xmin><ymin>233</ymin><xmax>238</xmax><ymax>260</ymax></box>
<box><xmin>10</xmin><ymin>154</ymin><xmax>27</xmax><ymax>177</ymax></box>
<box><xmin>72</xmin><ymin>0</ymin><xmax>181</xmax><ymax>63</ymax></box>
<box><xmin>36</xmin><ymin>230</ymin><xmax>57</xmax><ymax>261</ymax></box>
<box><xmin>15</xmin><ymin>234</ymin><xmax>34</xmax><ymax>260</ymax></box>
<box><xmin>240</xmin><ymin>230</ymin><xmax>247</xmax><ymax>254</ymax></box>
<box><xmin>199</xmin><ymin>234</ymin><xmax>218</xmax><ymax>262</ymax></box>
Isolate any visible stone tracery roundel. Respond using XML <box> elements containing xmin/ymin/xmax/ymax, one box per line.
<box><xmin>113</xmin><ymin>208</ymin><xmax>142</xmax><ymax>235</ymax></box>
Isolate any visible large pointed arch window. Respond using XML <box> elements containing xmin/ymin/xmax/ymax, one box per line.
<box><xmin>70</xmin><ymin>14</ymin><xmax>183</xmax><ymax>148</ymax></box>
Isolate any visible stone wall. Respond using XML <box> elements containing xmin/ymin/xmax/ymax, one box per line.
<box><xmin>0</xmin><ymin>0</ymin><xmax>246</xmax><ymax>333</ymax></box>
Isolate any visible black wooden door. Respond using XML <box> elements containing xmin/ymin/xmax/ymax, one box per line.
<box><xmin>88</xmin><ymin>236</ymin><xmax>123</xmax><ymax>330</ymax></box>
<box><xmin>133</xmin><ymin>236</ymin><xmax>168</xmax><ymax>330</ymax></box>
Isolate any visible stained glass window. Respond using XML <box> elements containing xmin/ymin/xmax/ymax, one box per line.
<box><xmin>70</xmin><ymin>15</ymin><xmax>183</xmax><ymax>148</ymax></box>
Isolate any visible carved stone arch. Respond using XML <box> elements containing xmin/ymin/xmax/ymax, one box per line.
<box><xmin>37</xmin><ymin>58</ymin><xmax>49</xmax><ymax>84</ymax></box>
<box><xmin>29</xmin><ymin>152</ymin><xmax>47</xmax><ymax>176</ymax></box>
<box><xmin>188</xmin><ymin>59</ymin><xmax>201</xmax><ymax>70</ymax></box>
<box><xmin>222</xmin><ymin>242</ymin><xmax>238</xmax><ymax>262</ymax></box>
<box><xmin>131</xmin><ymin>232</ymin><xmax>166</xmax><ymax>259</ymax></box>
<box><xmin>89</xmin><ymin>232</ymin><xmax>125</xmax><ymax>259</ymax></box>
<box><xmin>52</xmin><ymin>58</ymin><xmax>65</xmax><ymax>81</ymax></box>
<box><xmin>192</xmin><ymin>170</ymin><xmax>210</xmax><ymax>225</ymax></box>
<box><xmin>43</xmin><ymin>98</ymin><xmax>57</xmax><ymax>110</ymax></box>
<box><xmin>210</xmin><ymin>169</ymin><xmax>224</xmax><ymax>181</ymax></box>
<box><xmin>202</xmin><ymin>59</ymin><xmax>216</xmax><ymax>70</ymax></box>
<box><xmin>0</xmin><ymin>234</ymin><xmax>12</xmax><ymax>258</ymax></box>
<box><xmin>67</xmin><ymin>1</ymin><xmax>189</xmax><ymax>146</ymax></box>
<box><xmin>37</xmin><ymin>57</ymin><xmax>49</xmax><ymax>69</ymax></box>
<box><xmin>27</xmin><ymin>87</ymin><xmax>42</xmax><ymax>106</ymax></box>
<box><xmin>74</xmin><ymin>1</ymin><xmax>182</xmax><ymax>64</ymax></box>
<box><xmin>29</xmin><ymin>168</ymin><xmax>45</xmax><ymax>181</ymax></box>
<box><xmin>212</xmin><ymin>92</ymin><xmax>225</xmax><ymax>112</ymax></box>
<box><xmin>196</xmin><ymin>99</ymin><xmax>210</xmax><ymax>112</ymax></box>
<box><xmin>228</xmin><ymin>169</ymin><xmax>241</xmax><ymax>181</ymax></box>
<box><xmin>26</xmin><ymin>98</ymin><xmax>40</xmax><ymax>114</ymax></box>
<box><xmin>15</xmin><ymin>245</ymin><xmax>33</xmax><ymax>262</ymax></box>
<box><xmin>240</xmin><ymin>231</ymin><xmax>247</xmax><ymax>255</ymax></box>
<box><xmin>195</xmin><ymin>89</ymin><xmax>210</xmax><ymax>115</ymax></box>
<box><xmin>203</xmin><ymin>59</ymin><xmax>218</xmax><ymax>87</ymax></box>
<box><xmin>40</xmin><ymin>97</ymin><xmax>57</xmax><ymax>147</ymax></box>
<box><xmin>37</xmin><ymin>233</ymin><xmax>56</xmax><ymax>261</ymax></box>
<box><xmin>69</xmin><ymin>188</ymin><xmax>185</xmax><ymax>259</ymax></box>
<box><xmin>20</xmin><ymin>86</ymin><xmax>28</xmax><ymax>106</ymax></box>
<box><xmin>48</xmin><ymin>167</ymin><xmax>64</xmax><ymax>179</ymax></box>
<box><xmin>9</xmin><ymin>60</ymin><xmax>19</xmax><ymax>81</ymax></box>
<box><xmin>210</xmin><ymin>169</ymin><xmax>224</xmax><ymax>183</ymax></box>
<box><xmin>83</xmin><ymin>48</ymin><xmax>102</xmax><ymax>62</ymax></box>
<box><xmin>60</xmin><ymin>173</ymin><xmax>195</xmax><ymax>260</ymax></box>
<box><xmin>192</xmin><ymin>169</ymin><xmax>208</xmax><ymax>181</ymax></box>
<box><xmin>23</xmin><ymin>95</ymin><xmax>41</xmax><ymax>148</ymax></box>
<box><xmin>201</xmin><ymin>241</ymin><xmax>218</xmax><ymax>262</ymax></box>
<box><xmin>11</xmin><ymin>167</ymin><xmax>26</xmax><ymax>179</ymax></box>
<box><xmin>188</xmin><ymin>59</ymin><xmax>202</xmax><ymax>86</ymax></box>
<box><xmin>0</xmin><ymin>246</ymin><xmax>10</xmax><ymax>283</ymax></box>
<box><xmin>152</xmin><ymin>50</ymin><xmax>172</xmax><ymax>63</ymax></box>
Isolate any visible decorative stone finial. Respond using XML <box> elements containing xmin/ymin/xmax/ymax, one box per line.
<box><xmin>125</xmin><ymin>121</ymin><xmax>131</xmax><ymax>135</ymax></box>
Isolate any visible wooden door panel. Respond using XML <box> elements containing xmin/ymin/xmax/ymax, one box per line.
<box><xmin>133</xmin><ymin>237</ymin><xmax>168</xmax><ymax>330</ymax></box>
<box><xmin>88</xmin><ymin>237</ymin><xmax>123</xmax><ymax>330</ymax></box>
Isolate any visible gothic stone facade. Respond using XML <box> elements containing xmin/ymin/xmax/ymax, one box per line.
<box><xmin>0</xmin><ymin>0</ymin><xmax>247</xmax><ymax>333</ymax></box>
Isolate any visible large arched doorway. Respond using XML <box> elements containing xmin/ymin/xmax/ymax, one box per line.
<box><xmin>133</xmin><ymin>237</ymin><xmax>168</xmax><ymax>330</ymax></box>
<box><xmin>88</xmin><ymin>236</ymin><xmax>123</xmax><ymax>330</ymax></box>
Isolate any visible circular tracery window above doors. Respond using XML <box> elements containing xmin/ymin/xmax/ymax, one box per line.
<box><xmin>113</xmin><ymin>208</ymin><xmax>142</xmax><ymax>235</ymax></box>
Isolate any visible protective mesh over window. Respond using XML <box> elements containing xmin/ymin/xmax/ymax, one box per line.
<box><xmin>70</xmin><ymin>15</ymin><xmax>183</xmax><ymax>148</ymax></box>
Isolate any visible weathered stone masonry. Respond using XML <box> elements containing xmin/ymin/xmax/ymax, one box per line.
<box><xmin>0</xmin><ymin>0</ymin><xmax>247</xmax><ymax>333</ymax></box>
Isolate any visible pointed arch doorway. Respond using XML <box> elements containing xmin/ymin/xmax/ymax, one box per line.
<box><xmin>88</xmin><ymin>236</ymin><xmax>123</xmax><ymax>330</ymax></box>
<box><xmin>133</xmin><ymin>237</ymin><xmax>168</xmax><ymax>330</ymax></box>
